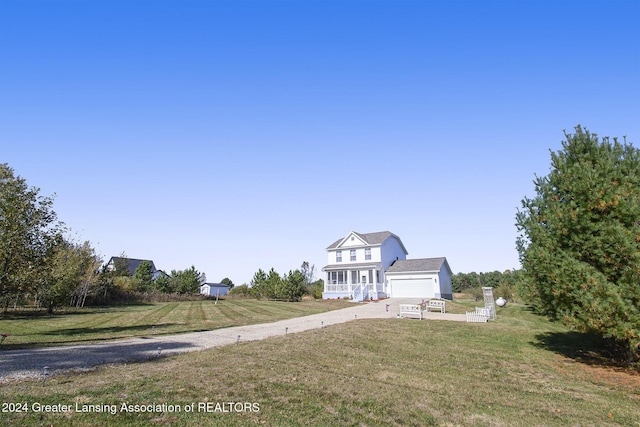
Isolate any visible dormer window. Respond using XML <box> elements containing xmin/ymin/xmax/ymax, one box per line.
<box><xmin>336</xmin><ymin>251</ymin><xmax>342</xmax><ymax>262</ymax></box>
<box><xmin>350</xmin><ymin>249</ymin><xmax>356</xmax><ymax>261</ymax></box>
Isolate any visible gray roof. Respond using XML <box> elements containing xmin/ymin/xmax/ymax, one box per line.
<box><xmin>385</xmin><ymin>257</ymin><xmax>449</xmax><ymax>273</ymax></box>
<box><xmin>201</xmin><ymin>283</ymin><xmax>230</xmax><ymax>288</ymax></box>
<box><xmin>327</xmin><ymin>231</ymin><xmax>407</xmax><ymax>254</ymax></box>
<box><xmin>108</xmin><ymin>257</ymin><xmax>157</xmax><ymax>276</ymax></box>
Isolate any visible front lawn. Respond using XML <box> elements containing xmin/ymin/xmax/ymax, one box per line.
<box><xmin>2</xmin><ymin>303</ymin><xmax>638</xmax><ymax>426</ymax></box>
<box><xmin>0</xmin><ymin>299</ymin><xmax>353</xmax><ymax>348</ymax></box>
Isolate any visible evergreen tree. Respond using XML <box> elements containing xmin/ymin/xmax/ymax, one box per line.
<box><xmin>516</xmin><ymin>126</ymin><xmax>640</xmax><ymax>361</ymax></box>
<box><xmin>280</xmin><ymin>270</ymin><xmax>305</xmax><ymax>302</ymax></box>
<box><xmin>171</xmin><ymin>266</ymin><xmax>203</xmax><ymax>294</ymax></box>
<box><xmin>132</xmin><ymin>260</ymin><xmax>154</xmax><ymax>292</ymax></box>
<box><xmin>220</xmin><ymin>277</ymin><xmax>234</xmax><ymax>289</ymax></box>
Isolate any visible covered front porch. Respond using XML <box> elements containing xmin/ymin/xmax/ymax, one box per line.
<box><xmin>322</xmin><ymin>263</ymin><xmax>386</xmax><ymax>301</ymax></box>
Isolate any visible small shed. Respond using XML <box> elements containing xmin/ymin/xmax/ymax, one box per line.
<box><xmin>200</xmin><ymin>283</ymin><xmax>230</xmax><ymax>297</ymax></box>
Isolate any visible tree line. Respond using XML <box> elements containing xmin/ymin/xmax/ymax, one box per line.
<box><xmin>451</xmin><ymin>269</ymin><xmax>526</xmax><ymax>302</ymax></box>
<box><xmin>0</xmin><ymin>162</ymin><xmax>321</xmax><ymax>312</ymax></box>
<box><xmin>106</xmin><ymin>258</ymin><xmax>207</xmax><ymax>296</ymax></box>
<box><xmin>229</xmin><ymin>261</ymin><xmax>323</xmax><ymax>301</ymax></box>
<box><xmin>0</xmin><ymin>163</ymin><xmax>211</xmax><ymax>312</ymax></box>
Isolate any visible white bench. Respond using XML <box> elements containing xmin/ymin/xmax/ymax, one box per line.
<box><xmin>425</xmin><ymin>299</ymin><xmax>446</xmax><ymax>313</ymax></box>
<box><xmin>399</xmin><ymin>304</ymin><xmax>423</xmax><ymax>320</ymax></box>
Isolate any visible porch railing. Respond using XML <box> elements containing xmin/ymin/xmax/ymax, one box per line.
<box><xmin>324</xmin><ymin>282</ymin><xmax>383</xmax><ymax>296</ymax></box>
<box><xmin>354</xmin><ymin>283</ymin><xmax>372</xmax><ymax>302</ymax></box>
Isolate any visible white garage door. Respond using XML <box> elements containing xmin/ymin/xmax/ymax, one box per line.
<box><xmin>391</xmin><ymin>278</ymin><xmax>435</xmax><ymax>298</ymax></box>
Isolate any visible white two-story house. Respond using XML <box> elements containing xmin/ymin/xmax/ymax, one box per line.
<box><xmin>322</xmin><ymin>231</ymin><xmax>407</xmax><ymax>300</ymax></box>
<box><xmin>322</xmin><ymin>230</ymin><xmax>453</xmax><ymax>301</ymax></box>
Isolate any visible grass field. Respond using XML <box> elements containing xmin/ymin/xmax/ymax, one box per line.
<box><xmin>1</xmin><ymin>301</ymin><xmax>638</xmax><ymax>426</ymax></box>
<box><xmin>0</xmin><ymin>298</ymin><xmax>353</xmax><ymax>348</ymax></box>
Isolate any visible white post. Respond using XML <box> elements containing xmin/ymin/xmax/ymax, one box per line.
<box><xmin>373</xmin><ymin>269</ymin><xmax>378</xmax><ymax>294</ymax></box>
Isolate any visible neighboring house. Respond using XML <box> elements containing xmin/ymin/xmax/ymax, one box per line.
<box><xmin>105</xmin><ymin>257</ymin><xmax>158</xmax><ymax>276</ymax></box>
<box><xmin>322</xmin><ymin>231</ymin><xmax>452</xmax><ymax>300</ymax></box>
<box><xmin>200</xmin><ymin>283</ymin><xmax>230</xmax><ymax>297</ymax></box>
<box><xmin>152</xmin><ymin>270</ymin><xmax>170</xmax><ymax>281</ymax></box>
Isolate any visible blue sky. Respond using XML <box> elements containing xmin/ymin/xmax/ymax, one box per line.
<box><xmin>2</xmin><ymin>0</ymin><xmax>639</xmax><ymax>285</ymax></box>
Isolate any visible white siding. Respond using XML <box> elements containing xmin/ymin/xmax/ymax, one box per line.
<box><xmin>341</xmin><ymin>233</ymin><xmax>367</xmax><ymax>247</ymax></box>
<box><xmin>380</xmin><ymin>237</ymin><xmax>407</xmax><ymax>283</ymax></box>
<box><xmin>329</xmin><ymin>247</ymin><xmax>382</xmax><ymax>265</ymax></box>
<box><xmin>370</xmin><ymin>246</ymin><xmax>381</xmax><ymax>262</ymax></box>
<box><xmin>328</xmin><ymin>250</ymin><xmax>341</xmax><ymax>265</ymax></box>
<box><xmin>200</xmin><ymin>285</ymin><xmax>229</xmax><ymax>297</ymax></box>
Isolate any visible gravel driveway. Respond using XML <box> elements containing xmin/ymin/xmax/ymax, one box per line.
<box><xmin>0</xmin><ymin>299</ymin><xmax>465</xmax><ymax>382</ymax></box>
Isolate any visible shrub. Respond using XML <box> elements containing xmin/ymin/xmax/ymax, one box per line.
<box><xmin>307</xmin><ymin>279</ymin><xmax>324</xmax><ymax>299</ymax></box>
<box><xmin>229</xmin><ymin>284</ymin><xmax>251</xmax><ymax>297</ymax></box>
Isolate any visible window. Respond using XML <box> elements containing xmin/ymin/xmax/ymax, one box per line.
<box><xmin>350</xmin><ymin>249</ymin><xmax>356</xmax><ymax>261</ymax></box>
<box><xmin>336</xmin><ymin>251</ymin><xmax>342</xmax><ymax>262</ymax></box>
<box><xmin>338</xmin><ymin>271</ymin><xmax>346</xmax><ymax>284</ymax></box>
<box><xmin>329</xmin><ymin>271</ymin><xmax>348</xmax><ymax>284</ymax></box>
<box><xmin>365</xmin><ymin>248</ymin><xmax>371</xmax><ymax>260</ymax></box>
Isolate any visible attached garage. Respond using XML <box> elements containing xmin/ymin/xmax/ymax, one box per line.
<box><xmin>384</xmin><ymin>258</ymin><xmax>453</xmax><ymax>300</ymax></box>
<box><xmin>389</xmin><ymin>278</ymin><xmax>436</xmax><ymax>298</ymax></box>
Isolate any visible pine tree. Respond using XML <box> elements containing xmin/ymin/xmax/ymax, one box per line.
<box><xmin>516</xmin><ymin>126</ymin><xmax>640</xmax><ymax>362</ymax></box>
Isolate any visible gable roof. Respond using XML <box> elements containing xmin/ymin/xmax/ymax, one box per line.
<box><xmin>107</xmin><ymin>257</ymin><xmax>157</xmax><ymax>276</ymax></box>
<box><xmin>152</xmin><ymin>270</ymin><xmax>169</xmax><ymax>280</ymax></box>
<box><xmin>327</xmin><ymin>231</ymin><xmax>408</xmax><ymax>254</ymax></box>
<box><xmin>200</xmin><ymin>283</ymin><xmax>230</xmax><ymax>288</ymax></box>
<box><xmin>385</xmin><ymin>257</ymin><xmax>449</xmax><ymax>274</ymax></box>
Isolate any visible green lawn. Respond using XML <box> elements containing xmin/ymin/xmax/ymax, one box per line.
<box><xmin>0</xmin><ymin>299</ymin><xmax>353</xmax><ymax>348</ymax></box>
<box><xmin>2</xmin><ymin>302</ymin><xmax>638</xmax><ymax>426</ymax></box>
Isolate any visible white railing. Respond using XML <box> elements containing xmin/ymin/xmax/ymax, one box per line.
<box><xmin>352</xmin><ymin>283</ymin><xmax>376</xmax><ymax>301</ymax></box>
<box><xmin>352</xmin><ymin>284</ymin><xmax>362</xmax><ymax>302</ymax></box>
<box><xmin>352</xmin><ymin>283</ymin><xmax>369</xmax><ymax>302</ymax></box>
<box><xmin>324</xmin><ymin>282</ymin><xmax>383</xmax><ymax>298</ymax></box>
<box><xmin>324</xmin><ymin>284</ymin><xmax>349</xmax><ymax>292</ymax></box>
